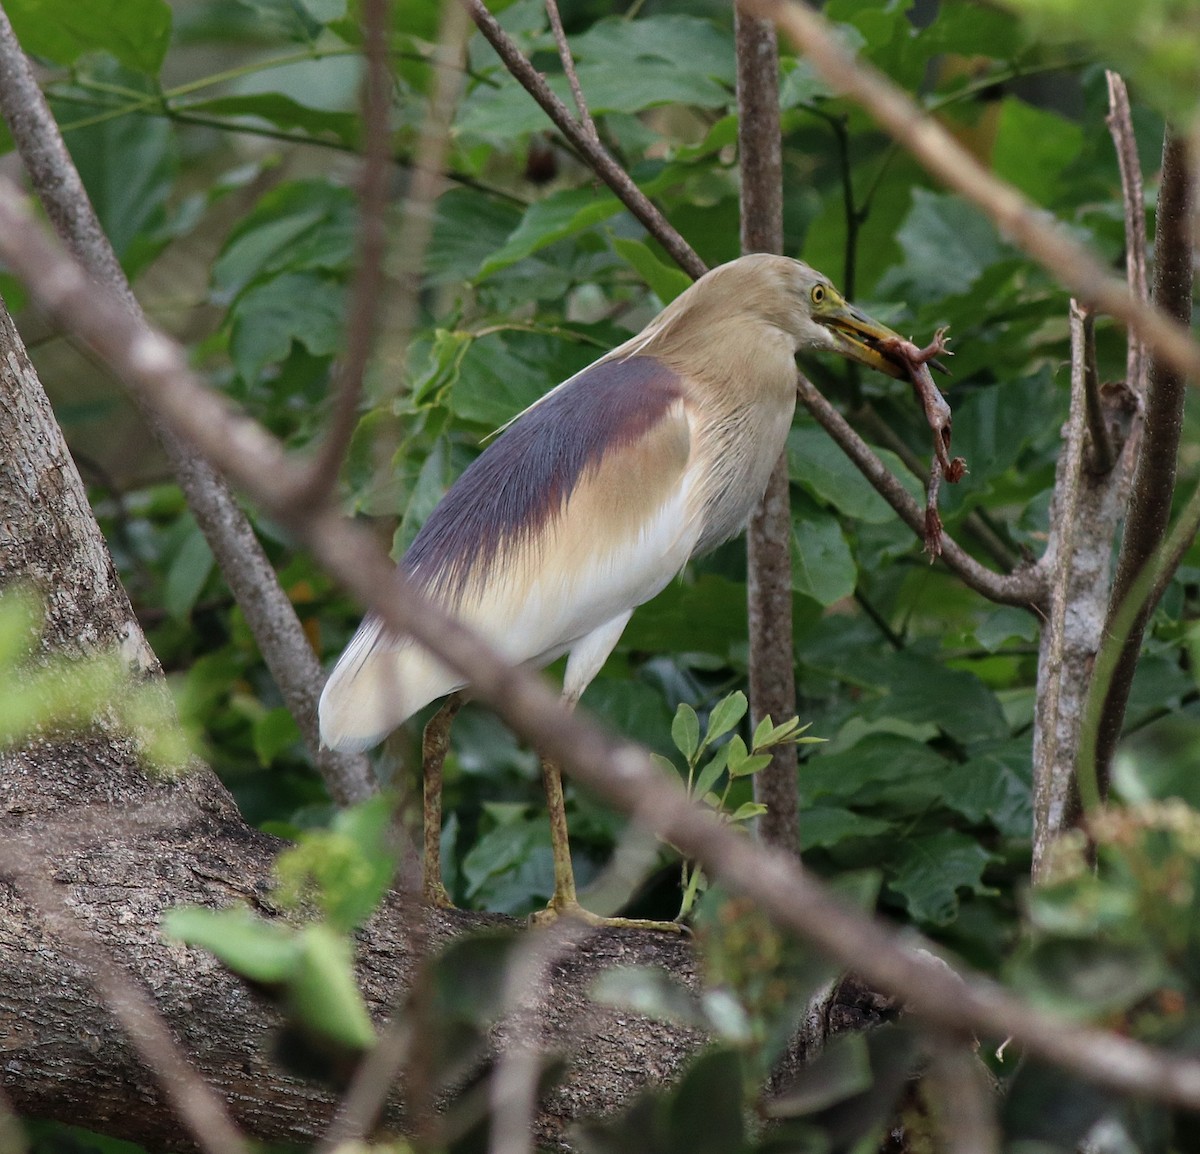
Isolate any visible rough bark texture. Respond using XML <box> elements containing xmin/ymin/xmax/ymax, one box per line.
<box><xmin>736</xmin><ymin>8</ymin><xmax>799</xmax><ymax>855</ymax></box>
<box><xmin>0</xmin><ymin>737</ymin><xmax>710</xmax><ymax>1151</ymax></box>
<box><xmin>1031</xmin><ymin>305</ymin><xmax>1135</xmax><ymax>879</ymax></box>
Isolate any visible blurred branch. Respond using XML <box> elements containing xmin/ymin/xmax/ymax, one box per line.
<box><xmin>797</xmin><ymin>375</ymin><xmax>1045</xmax><ymax>608</ymax></box>
<box><xmin>459</xmin><ymin>0</ymin><xmax>707</xmax><ymax>280</ymax></box>
<box><xmin>1094</xmin><ymin>129</ymin><xmax>1195</xmax><ymax>796</ymax></box>
<box><xmin>300</xmin><ymin>0</ymin><xmax>394</xmax><ymax>503</ymax></box>
<box><xmin>12</xmin><ymin>187</ymin><xmax>1200</xmax><ymax>1109</ymax></box>
<box><xmin>926</xmin><ymin>1039</ymin><xmax>1000</xmax><ymax>1154</ymax></box>
<box><xmin>0</xmin><ymin>2</ymin><xmax>375</xmax><ymax>807</ymax></box>
<box><xmin>736</xmin><ymin>8</ymin><xmax>798</xmax><ymax>856</ymax></box>
<box><xmin>751</xmin><ymin>0</ymin><xmax>1200</xmax><ymax>389</ymax></box>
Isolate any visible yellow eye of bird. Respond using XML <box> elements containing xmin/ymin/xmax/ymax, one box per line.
<box><xmin>811</xmin><ymin>284</ymin><xmax>826</xmax><ymax>305</ymax></box>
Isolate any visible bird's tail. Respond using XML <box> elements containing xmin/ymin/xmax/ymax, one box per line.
<box><xmin>317</xmin><ymin>616</ymin><xmax>461</xmax><ymax>752</ymax></box>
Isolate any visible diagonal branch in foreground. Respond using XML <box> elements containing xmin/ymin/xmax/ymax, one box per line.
<box><xmin>6</xmin><ymin>178</ymin><xmax>1200</xmax><ymax>1114</ymax></box>
<box><xmin>460</xmin><ymin>0</ymin><xmax>706</xmax><ymax>281</ymax></box>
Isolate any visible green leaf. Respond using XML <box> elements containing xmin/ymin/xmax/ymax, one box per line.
<box><xmin>612</xmin><ymin>237</ymin><xmax>692</xmax><ymax>303</ymax></box>
<box><xmin>667</xmin><ymin>1048</ymin><xmax>746</xmax><ymax>1154</ymax></box>
<box><xmin>229</xmin><ymin>272</ymin><xmax>345</xmax><ymax>382</ymax></box>
<box><xmin>766</xmin><ymin>1032</ymin><xmax>873</xmax><ymax>1116</ymax></box>
<box><xmin>183</xmin><ymin>94</ymin><xmax>357</xmax><ymax>145</ymax></box>
<box><xmin>1009</xmin><ymin>938</ymin><xmax>1167</xmax><ymax>1021</ymax></box>
<box><xmin>692</xmin><ymin>745</ymin><xmax>730</xmax><ymax>799</ymax></box>
<box><xmin>213</xmin><ymin>180</ymin><xmax>356</xmax><ymax>295</ymax></box>
<box><xmin>941</xmin><ymin>743</ymin><xmax>1032</xmax><ymax>839</ymax></box>
<box><xmin>591</xmin><ymin>966</ymin><xmax>704</xmax><ymax>1028</ymax></box>
<box><xmin>801</xmin><ymin>734</ymin><xmax>948</xmax><ymax>807</ymax></box>
<box><xmin>252</xmin><ymin>705</ymin><xmax>302</xmax><ymax>766</ymax></box>
<box><xmin>163</xmin><ymin>906</ymin><xmax>301</xmax><ymax>983</ymax></box>
<box><xmin>788</xmin><ymin>424</ymin><xmax>895</xmax><ymax>524</ymax></box>
<box><xmin>888</xmin><ymin>829</ymin><xmax>996</xmax><ymax>926</ymax></box>
<box><xmin>164</xmin><ymin>524</ymin><xmax>214</xmax><ymax>621</ymax></box>
<box><xmin>799</xmin><ymin>806</ymin><xmax>892</xmax><ymax>851</ymax></box>
<box><xmin>877</xmin><ymin>188</ymin><xmax>1005</xmax><ymax>300</ymax></box>
<box><xmin>7</xmin><ymin>0</ymin><xmax>171</xmax><ymax>73</ymax></box>
<box><xmin>991</xmin><ymin>98</ymin><xmax>1084</xmax><ymax>206</ymax></box>
<box><xmin>705</xmin><ymin>691</ymin><xmax>747</xmax><ymax>745</ymax></box>
<box><xmin>671</xmin><ymin>703</ymin><xmax>701</xmax><ymax>761</ymax></box>
<box><xmin>729</xmin><ymin>801</ymin><xmax>768</xmax><ymax>822</ymax></box>
<box><xmin>792</xmin><ymin>494</ymin><xmax>857</xmax><ymax>607</ymax></box>
<box><xmin>479</xmin><ymin>187</ymin><xmax>623</xmax><ymax>278</ymax></box>
<box><xmin>290</xmin><ymin>923</ymin><xmax>375</xmax><ymax>1049</ymax></box>
<box><xmin>728</xmin><ymin>751</ymin><xmax>772</xmax><ymax>780</ymax></box>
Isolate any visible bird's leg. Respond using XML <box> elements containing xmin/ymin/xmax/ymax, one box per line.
<box><xmin>421</xmin><ymin>692</ymin><xmax>464</xmax><ymax>908</ymax></box>
<box><xmin>531</xmin><ymin>728</ymin><xmax>682</xmax><ymax>934</ymax></box>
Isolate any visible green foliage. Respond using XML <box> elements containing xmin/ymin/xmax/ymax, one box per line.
<box><xmin>660</xmin><ymin>692</ymin><xmax>822</xmax><ymax>919</ymax></box>
<box><xmin>0</xmin><ymin>591</ymin><xmax>190</xmax><ymax>772</ymax></box>
<box><xmin>164</xmin><ymin>795</ymin><xmax>399</xmax><ymax>1051</ymax></box>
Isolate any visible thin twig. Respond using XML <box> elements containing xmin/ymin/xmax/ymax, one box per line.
<box><xmin>796</xmin><ymin>374</ymin><xmax>1045</xmax><ymax>609</ymax></box>
<box><xmin>749</xmin><ymin>0</ymin><xmax>1200</xmax><ymax>389</ymax></box>
<box><xmin>300</xmin><ymin>0</ymin><xmax>394</xmax><ymax>503</ymax></box>
<box><xmin>544</xmin><ymin>0</ymin><xmax>599</xmax><ymax>143</ymax></box>
<box><xmin>0</xmin><ymin>2</ymin><xmax>375</xmax><ymax>806</ymax></box>
<box><xmin>489</xmin><ymin>922</ymin><xmax>588</xmax><ymax>1154</ymax></box>
<box><xmin>460</xmin><ymin>0</ymin><xmax>707</xmax><ymax>281</ymax></box>
<box><xmin>0</xmin><ymin>842</ymin><xmax>251</xmax><ymax>1154</ymax></box>
<box><xmin>13</xmin><ymin>178</ymin><xmax>1200</xmax><ymax>1116</ymax></box>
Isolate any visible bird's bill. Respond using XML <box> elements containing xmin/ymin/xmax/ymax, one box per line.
<box><xmin>816</xmin><ymin>300</ymin><xmax>908</xmax><ymax>379</ymax></box>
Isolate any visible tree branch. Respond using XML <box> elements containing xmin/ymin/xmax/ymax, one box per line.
<box><xmin>0</xmin><ymin>3</ymin><xmax>375</xmax><ymax>807</ymax></box>
<box><xmin>459</xmin><ymin>0</ymin><xmax>707</xmax><ymax>281</ymax></box>
<box><xmin>736</xmin><ymin>9</ymin><xmax>797</xmax><ymax>855</ymax></box>
<box><xmin>1093</xmin><ymin>130</ymin><xmax>1194</xmax><ymax>795</ymax></box>
<box><xmin>796</xmin><ymin>376</ymin><xmax>1045</xmax><ymax>608</ymax></box>
<box><xmin>544</xmin><ymin>0</ymin><xmax>598</xmax><ymax>144</ymax></box>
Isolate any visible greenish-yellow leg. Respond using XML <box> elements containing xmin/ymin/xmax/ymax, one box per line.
<box><xmin>530</xmin><ymin>755</ymin><xmax>683</xmax><ymax>934</ymax></box>
<box><xmin>422</xmin><ymin>692</ymin><xmax>464</xmax><ymax>908</ymax></box>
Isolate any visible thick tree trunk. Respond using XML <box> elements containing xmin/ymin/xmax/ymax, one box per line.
<box><xmin>0</xmin><ymin>733</ymin><xmax>708</xmax><ymax>1149</ymax></box>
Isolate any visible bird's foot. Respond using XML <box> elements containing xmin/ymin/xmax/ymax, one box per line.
<box><xmin>529</xmin><ymin>897</ymin><xmax>687</xmax><ymax>934</ymax></box>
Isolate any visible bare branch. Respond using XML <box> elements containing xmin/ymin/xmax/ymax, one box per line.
<box><xmin>0</xmin><ymin>841</ymin><xmax>251</xmax><ymax>1154</ymax></box>
<box><xmin>300</xmin><ymin>0</ymin><xmax>394</xmax><ymax>503</ymax></box>
<box><xmin>1031</xmin><ymin>302</ymin><xmax>1093</xmax><ymax>872</ymax></box>
<box><xmin>736</xmin><ymin>9</ymin><xmax>797</xmax><ymax>854</ymax></box>
<box><xmin>459</xmin><ymin>0</ymin><xmax>707</xmax><ymax>281</ymax></box>
<box><xmin>1106</xmin><ymin>72</ymin><xmax>1151</xmax><ymax>399</ymax></box>
<box><xmin>0</xmin><ymin>4</ymin><xmax>375</xmax><ymax>806</ymax></box>
<box><xmin>796</xmin><ymin>374</ymin><xmax>1045</xmax><ymax>608</ymax></box>
<box><xmin>544</xmin><ymin>0</ymin><xmax>599</xmax><ymax>144</ymax></box>
<box><xmin>750</xmin><ymin>0</ymin><xmax>1200</xmax><ymax>389</ymax></box>
<box><xmin>1094</xmin><ymin>129</ymin><xmax>1194</xmax><ymax>795</ymax></box>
